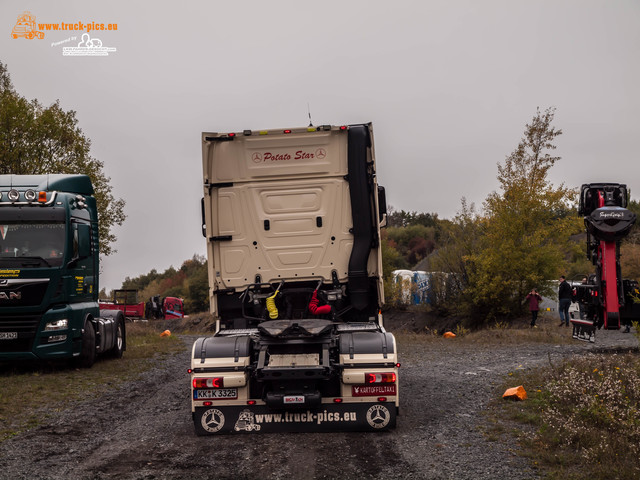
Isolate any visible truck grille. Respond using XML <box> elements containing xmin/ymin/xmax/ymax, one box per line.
<box><xmin>0</xmin><ymin>314</ymin><xmax>40</xmax><ymax>352</ymax></box>
<box><xmin>0</xmin><ymin>279</ymin><xmax>49</xmax><ymax>307</ymax></box>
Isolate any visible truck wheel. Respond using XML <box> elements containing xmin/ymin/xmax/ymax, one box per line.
<box><xmin>109</xmin><ymin>319</ymin><xmax>125</xmax><ymax>358</ymax></box>
<box><xmin>77</xmin><ymin>321</ymin><xmax>96</xmax><ymax>368</ymax></box>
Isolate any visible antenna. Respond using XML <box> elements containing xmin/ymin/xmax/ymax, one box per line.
<box><xmin>307</xmin><ymin>103</ymin><xmax>313</xmax><ymax>127</ymax></box>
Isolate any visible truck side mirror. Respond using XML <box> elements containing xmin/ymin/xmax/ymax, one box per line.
<box><xmin>77</xmin><ymin>224</ymin><xmax>91</xmax><ymax>258</ymax></box>
<box><xmin>377</xmin><ymin>186</ymin><xmax>388</xmax><ymax>227</ymax></box>
<box><xmin>201</xmin><ymin>198</ymin><xmax>207</xmax><ymax>238</ymax></box>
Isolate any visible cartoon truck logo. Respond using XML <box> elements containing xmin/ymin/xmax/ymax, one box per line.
<box><xmin>233</xmin><ymin>410</ymin><xmax>261</xmax><ymax>432</ymax></box>
<box><xmin>12</xmin><ymin>12</ymin><xmax>44</xmax><ymax>40</ymax></box>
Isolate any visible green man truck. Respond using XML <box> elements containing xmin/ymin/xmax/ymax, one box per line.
<box><xmin>0</xmin><ymin>174</ymin><xmax>125</xmax><ymax>367</ymax></box>
<box><xmin>191</xmin><ymin>123</ymin><xmax>399</xmax><ymax>434</ymax></box>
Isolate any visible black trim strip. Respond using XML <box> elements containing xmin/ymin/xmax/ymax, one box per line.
<box><xmin>346</xmin><ymin>125</ymin><xmax>374</xmax><ymax>311</ymax></box>
<box><xmin>205</xmin><ymin>136</ymin><xmax>235</xmax><ymax>142</ymax></box>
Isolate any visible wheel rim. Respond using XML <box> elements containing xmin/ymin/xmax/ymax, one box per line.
<box><xmin>116</xmin><ymin>324</ymin><xmax>123</xmax><ymax>350</ymax></box>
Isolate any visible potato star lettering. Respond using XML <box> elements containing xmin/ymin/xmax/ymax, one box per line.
<box><xmin>294</xmin><ymin>150</ymin><xmax>314</xmax><ymax>160</ymax></box>
<box><xmin>263</xmin><ymin>152</ymin><xmax>291</xmax><ymax>162</ymax></box>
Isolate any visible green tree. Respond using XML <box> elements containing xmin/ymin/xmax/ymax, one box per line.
<box><xmin>0</xmin><ymin>61</ymin><xmax>125</xmax><ymax>256</ymax></box>
<box><xmin>431</xmin><ymin>199</ymin><xmax>482</xmax><ymax>291</ymax></box>
<box><xmin>466</xmin><ymin>107</ymin><xmax>582</xmax><ymax>321</ymax></box>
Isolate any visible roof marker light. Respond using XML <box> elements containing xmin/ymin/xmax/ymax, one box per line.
<box><xmin>339</xmin><ymin>125</ymin><xmax>348</xmax><ymax>131</ymax></box>
<box><xmin>283</xmin><ymin>129</ymin><xmax>292</xmax><ymax>134</ymax></box>
<box><xmin>259</xmin><ymin>130</ymin><xmax>268</xmax><ymax>135</ymax></box>
<box><xmin>228</xmin><ymin>132</ymin><xmax>236</xmax><ymax>138</ymax></box>
<box><xmin>38</xmin><ymin>191</ymin><xmax>47</xmax><ymax>203</ymax></box>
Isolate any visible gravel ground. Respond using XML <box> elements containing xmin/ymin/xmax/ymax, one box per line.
<box><xmin>0</xmin><ymin>322</ymin><xmax>637</xmax><ymax>480</ymax></box>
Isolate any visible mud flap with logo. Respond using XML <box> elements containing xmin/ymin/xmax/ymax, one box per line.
<box><xmin>193</xmin><ymin>402</ymin><xmax>396</xmax><ymax>435</ymax></box>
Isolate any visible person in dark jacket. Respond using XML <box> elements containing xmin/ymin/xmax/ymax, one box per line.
<box><xmin>558</xmin><ymin>276</ymin><xmax>573</xmax><ymax>327</ymax></box>
<box><xmin>525</xmin><ymin>288</ymin><xmax>543</xmax><ymax>327</ymax></box>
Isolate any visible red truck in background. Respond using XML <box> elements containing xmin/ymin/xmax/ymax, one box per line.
<box><xmin>99</xmin><ymin>289</ymin><xmax>145</xmax><ymax>319</ymax></box>
<box><xmin>145</xmin><ymin>295</ymin><xmax>185</xmax><ymax>320</ymax></box>
<box><xmin>100</xmin><ymin>290</ymin><xmax>185</xmax><ymax>320</ymax></box>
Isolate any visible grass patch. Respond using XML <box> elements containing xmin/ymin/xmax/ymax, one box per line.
<box><xmin>0</xmin><ymin>322</ymin><xmax>185</xmax><ymax>442</ymax></box>
<box><xmin>395</xmin><ymin>318</ymin><xmax>573</xmax><ymax>346</ymax></box>
<box><xmin>492</xmin><ymin>351</ymin><xmax>640</xmax><ymax>479</ymax></box>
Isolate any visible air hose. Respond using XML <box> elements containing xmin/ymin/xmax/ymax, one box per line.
<box><xmin>309</xmin><ymin>280</ymin><xmax>331</xmax><ymax>315</ymax></box>
<box><xmin>266</xmin><ymin>281</ymin><xmax>284</xmax><ymax>319</ymax></box>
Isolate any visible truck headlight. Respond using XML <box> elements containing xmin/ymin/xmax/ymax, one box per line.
<box><xmin>44</xmin><ymin>319</ymin><xmax>68</xmax><ymax>331</ymax></box>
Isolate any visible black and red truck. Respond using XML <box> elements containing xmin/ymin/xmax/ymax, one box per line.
<box><xmin>571</xmin><ymin>183</ymin><xmax>637</xmax><ymax>342</ymax></box>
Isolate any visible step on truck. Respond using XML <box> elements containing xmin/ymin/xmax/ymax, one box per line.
<box><xmin>191</xmin><ymin>123</ymin><xmax>399</xmax><ymax>434</ymax></box>
<box><xmin>0</xmin><ymin>174</ymin><xmax>125</xmax><ymax>367</ymax></box>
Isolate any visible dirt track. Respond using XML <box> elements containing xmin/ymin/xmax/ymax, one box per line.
<box><xmin>0</xmin><ymin>321</ymin><xmax>637</xmax><ymax>480</ymax></box>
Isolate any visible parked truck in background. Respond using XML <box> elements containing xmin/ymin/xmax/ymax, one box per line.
<box><xmin>99</xmin><ymin>289</ymin><xmax>145</xmax><ymax>320</ymax></box>
<box><xmin>145</xmin><ymin>295</ymin><xmax>185</xmax><ymax>320</ymax></box>
<box><xmin>191</xmin><ymin>123</ymin><xmax>399</xmax><ymax>434</ymax></box>
<box><xmin>0</xmin><ymin>174</ymin><xmax>125</xmax><ymax>367</ymax></box>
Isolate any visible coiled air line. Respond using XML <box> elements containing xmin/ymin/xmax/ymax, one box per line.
<box><xmin>266</xmin><ymin>280</ymin><xmax>284</xmax><ymax>319</ymax></box>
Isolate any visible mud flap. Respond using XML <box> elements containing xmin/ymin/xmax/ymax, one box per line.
<box><xmin>193</xmin><ymin>402</ymin><xmax>396</xmax><ymax>435</ymax></box>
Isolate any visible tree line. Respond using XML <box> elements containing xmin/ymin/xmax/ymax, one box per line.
<box><xmin>100</xmin><ymin>254</ymin><xmax>210</xmax><ymax>314</ymax></box>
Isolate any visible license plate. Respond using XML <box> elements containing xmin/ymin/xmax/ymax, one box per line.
<box><xmin>0</xmin><ymin>332</ymin><xmax>18</xmax><ymax>340</ymax></box>
<box><xmin>352</xmin><ymin>385</ymin><xmax>397</xmax><ymax>397</ymax></box>
<box><xmin>194</xmin><ymin>388</ymin><xmax>237</xmax><ymax>400</ymax></box>
<box><xmin>283</xmin><ymin>395</ymin><xmax>305</xmax><ymax>404</ymax></box>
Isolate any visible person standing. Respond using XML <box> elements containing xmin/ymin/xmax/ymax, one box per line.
<box><xmin>577</xmin><ymin>276</ymin><xmax>588</xmax><ymax>320</ymax></box>
<box><xmin>558</xmin><ymin>275</ymin><xmax>573</xmax><ymax>327</ymax></box>
<box><xmin>525</xmin><ymin>288</ymin><xmax>543</xmax><ymax>327</ymax></box>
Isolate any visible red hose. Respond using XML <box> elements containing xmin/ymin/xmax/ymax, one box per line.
<box><xmin>309</xmin><ymin>291</ymin><xmax>331</xmax><ymax>315</ymax></box>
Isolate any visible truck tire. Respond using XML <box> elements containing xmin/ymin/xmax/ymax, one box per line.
<box><xmin>109</xmin><ymin>318</ymin><xmax>125</xmax><ymax>358</ymax></box>
<box><xmin>76</xmin><ymin>320</ymin><xmax>96</xmax><ymax>368</ymax></box>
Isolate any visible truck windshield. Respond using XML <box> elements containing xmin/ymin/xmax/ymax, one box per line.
<box><xmin>0</xmin><ymin>223</ymin><xmax>66</xmax><ymax>267</ymax></box>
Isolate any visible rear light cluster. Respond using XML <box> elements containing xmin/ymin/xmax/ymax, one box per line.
<box><xmin>192</xmin><ymin>377</ymin><xmax>223</xmax><ymax>389</ymax></box>
<box><xmin>365</xmin><ymin>373</ymin><xmax>396</xmax><ymax>384</ymax></box>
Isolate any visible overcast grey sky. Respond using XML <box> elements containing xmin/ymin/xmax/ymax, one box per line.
<box><xmin>2</xmin><ymin>0</ymin><xmax>639</xmax><ymax>291</ymax></box>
